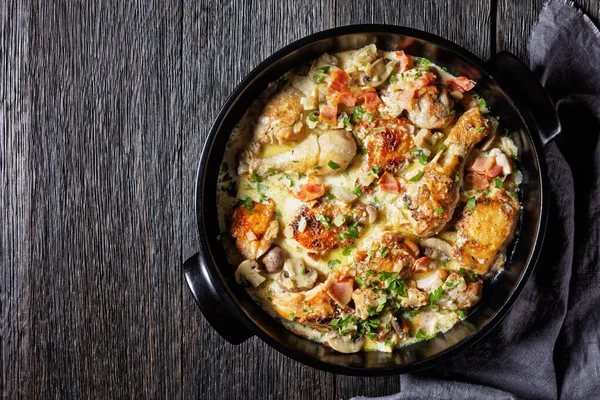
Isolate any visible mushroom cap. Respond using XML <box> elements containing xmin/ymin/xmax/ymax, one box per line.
<box><xmin>235</xmin><ymin>260</ymin><xmax>266</xmax><ymax>288</ymax></box>
<box><xmin>261</xmin><ymin>246</ymin><xmax>285</xmax><ymax>273</ymax></box>
<box><xmin>327</xmin><ymin>335</ymin><xmax>365</xmax><ymax>353</ymax></box>
<box><xmin>278</xmin><ymin>258</ymin><xmax>318</xmax><ymax>292</ymax></box>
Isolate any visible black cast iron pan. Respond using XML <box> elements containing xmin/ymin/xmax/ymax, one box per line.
<box><xmin>183</xmin><ymin>25</ymin><xmax>557</xmax><ymax>376</ymax></box>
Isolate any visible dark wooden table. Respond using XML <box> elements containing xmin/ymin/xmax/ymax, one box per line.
<box><xmin>2</xmin><ymin>0</ymin><xmax>599</xmax><ymax>398</ymax></box>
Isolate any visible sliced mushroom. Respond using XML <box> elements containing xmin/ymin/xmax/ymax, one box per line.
<box><xmin>261</xmin><ymin>246</ymin><xmax>285</xmax><ymax>273</ymax></box>
<box><xmin>391</xmin><ymin>317</ymin><xmax>410</xmax><ymax>339</ymax></box>
<box><xmin>366</xmin><ymin>204</ymin><xmax>378</xmax><ymax>224</ymax></box>
<box><xmin>330</xmin><ymin>186</ymin><xmax>357</xmax><ymax>204</ymax></box>
<box><xmin>420</xmin><ymin>237</ymin><xmax>453</xmax><ymax>260</ymax></box>
<box><xmin>479</xmin><ymin>117</ymin><xmax>499</xmax><ymax>150</ymax></box>
<box><xmin>235</xmin><ymin>260</ymin><xmax>266</xmax><ymax>288</ymax></box>
<box><xmin>278</xmin><ymin>258</ymin><xmax>318</xmax><ymax>292</ymax></box>
<box><xmin>326</xmin><ymin>279</ymin><xmax>355</xmax><ymax>308</ymax></box>
<box><xmin>363</xmin><ymin>58</ymin><xmax>396</xmax><ymax>87</ymax></box>
<box><xmin>415</xmin><ymin>269</ymin><xmax>449</xmax><ymax>292</ymax></box>
<box><xmin>327</xmin><ymin>335</ymin><xmax>365</xmax><ymax>353</ymax></box>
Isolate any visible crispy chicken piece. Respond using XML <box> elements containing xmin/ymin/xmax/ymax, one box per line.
<box><xmin>408</xmin><ymin>85</ymin><xmax>455</xmax><ymax>129</ymax></box>
<box><xmin>230</xmin><ymin>199</ymin><xmax>278</xmax><ymax>260</ymax></box>
<box><xmin>238</xmin><ymin>130</ymin><xmax>357</xmax><ymax>177</ymax></box>
<box><xmin>400</xmin><ymin>108</ymin><xmax>490</xmax><ymax>236</ymax></box>
<box><xmin>290</xmin><ymin>202</ymin><xmax>368</xmax><ymax>258</ymax></box>
<box><xmin>359</xmin><ymin>117</ymin><xmax>415</xmax><ymax>173</ymax></box>
<box><xmin>452</xmin><ymin>188</ymin><xmax>520</xmax><ymax>275</ymax></box>
<box><xmin>355</xmin><ymin>231</ymin><xmax>420</xmax><ymax>275</ymax></box>
<box><xmin>251</xmin><ymin>86</ymin><xmax>306</xmax><ymax>152</ymax></box>
<box><xmin>352</xmin><ymin>282</ymin><xmax>428</xmax><ymax>320</ymax></box>
<box><xmin>271</xmin><ymin>284</ymin><xmax>335</xmax><ymax>323</ymax></box>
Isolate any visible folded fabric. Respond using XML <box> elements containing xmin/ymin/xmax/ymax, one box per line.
<box><xmin>352</xmin><ymin>1</ymin><xmax>600</xmax><ymax>399</ymax></box>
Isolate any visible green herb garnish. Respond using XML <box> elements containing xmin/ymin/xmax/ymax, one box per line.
<box><xmin>409</xmin><ymin>171</ymin><xmax>424</xmax><ymax>182</ymax></box>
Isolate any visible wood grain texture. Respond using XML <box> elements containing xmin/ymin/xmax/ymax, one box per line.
<box><xmin>2</xmin><ymin>1</ymin><xmax>183</xmax><ymax>398</ymax></box>
<box><xmin>7</xmin><ymin>0</ymin><xmax>592</xmax><ymax>398</ymax></box>
<box><xmin>1</xmin><ymin>1</ymin><xmax>32</xmax><ymax>397</ymax></box>
<box><xmin>335</xmin><ymin>0</ymin><xmax>493</xmax><ymax>60</ymax></box>
<box><xmin>180</xmin><ymin>1</ymin><xmax>335</xmax><ymax>399</ymax></box>
<box><xmin>497</xmin><ymin>0</ymin><xmax>600</xmax><ymax>63</ymax></box>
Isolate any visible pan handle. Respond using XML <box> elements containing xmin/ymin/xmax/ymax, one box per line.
<box><xmin>486</xmin><ymin>51</ymin><xmax>561</xmax><ymax>146</ymax></box>
<box><xmin>183</xmin><ymin>252</ymin><xmax>253</xmax><ymax>345</ymax></box>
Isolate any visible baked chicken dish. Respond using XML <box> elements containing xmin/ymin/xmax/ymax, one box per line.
<box><xmin>217</xmin><ymin>45</ymin><xmax>522</xmax><ymax>353</ymax></box>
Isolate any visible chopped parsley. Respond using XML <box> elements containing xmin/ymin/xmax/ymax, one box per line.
<box><xmin>389</xmin><ymin>73</ymin><xmax>397</xmax><ymax>83</ymax></box>
<box><xmin>328</xmin><ymin>259</ymin><xmax>341</xmax><ymax>270</ymax></box>
<box><xmin>316</xmin><ymin>214</ymin><xmax>332</xmax><ymax>229</ymax></box>
<box><xmin>467</xmin><ymin>196</ymin><xmax>476</xmax><ymax>210</ymax></box>
<box><xmin>224</xmin><ymin>180</ymin><xmax>237</xmax><ymax>197</ymax></box>
<box><xmin>493</xmin><ymin>177</ymin><xmax>504</xmax><ymax>188</ymax></box>
<box><xmin>459</xmin><ymin>267</ymin><xmax>478</xmax><ymax>280</ymax></box>
<box><xmin>353</xmin><ymin>186</ymin><xmax>363</xmax><ymax>197</ymax></box>
<box><xmin>477</xmin><ymin>126</ymin><xmax>486</xmax><ymax>132</ymax></box>
<box><xmin>429</xmin><ymin>287</ymin><xmax>445</xmax><ymax>305</ymax></box>
<box><xmin>251</xmin><ymin>170</ymin><xmax>263</xmax><ymax>183</ymax></box>
<box><xmin>435</xmin><ymin>207</ymin><xmax>445</xmax><ymax>214</ymax></box>
<box><xmin>237</xmin><ymin>197</ymin><xmax>254</xmax><ymax>212</ymax></box>
<box><xmin>342</xmin><ymin>244</ymin><xmax>355</xmax><ymax>256</ymax></box>
<box><xmin>372</xmin><ymin>165</ymin><xmax>380</xmax><ymax>175</ymax></box>
<box><xmin>409</xmin><ymin>171</ymin><xmax>424</xmax><ymax>182</ymax></box>
<box><xmin>379</xmin><ymin>246</ymin><xmax>389</xmax><ymax>258</ymax></box>
<box><xmin>328</xmin><ymin>160</ymin><xmax>341</xmax><ymax>170</ymax></box>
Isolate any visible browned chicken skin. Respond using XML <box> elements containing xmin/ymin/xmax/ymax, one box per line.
<box><xmin>359</xmin><ymin>117</ymin><xmax>415</xmax><ymax>173</ymax></box>
<box><xmin>408</xmin><ymin>85</ymin><xmax>455</xmax><ymax>129</ymax></box>
<box><xmin>452</xmin><ymin>188</ymin><xmax>520</xmax><ymax>275</ymax></box>
<box><xmin>355</xmin><ymin>232</ymin><xmax>420</xmax><ymax>276</ymax></box>
<box><xmin>251</xmin><ymin>86</ymin><xmax>305</xmax><ymax>152</ymax></box>
<box><xmin>400</xmin><ymin>107</ymin><xmax>490</xmax><ymax>236</ymax></box>
<box><xmin>290</xmin><ymin>202</ymin><xmax>368</xmax><ymax>258</ymax></box>
<box><xmin>230</xmin><ymin>199</ymin><xmax>279</xmax><ymax>260</ymax></box>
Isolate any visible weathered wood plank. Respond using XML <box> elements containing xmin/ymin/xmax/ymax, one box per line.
<box><xmin>181</xmin><ymin>1</ymin><xmax>335</xmax><ymax>399</ymax></box>
<box><xmin>334</xmin><ymin>0</ymin><xmax>493</xmax><ymax>60</ymax></box>
<box><xmin>1</xmin><ymin>1</ymin><xmax>32</xmax><ymax>397</ymax></box>
<box><xmin>3</xmin><ymin>1</ymin><xmax>183</xmax><ymax>398</ymax></box>
<box><xmin>497</xmin><ymin>0</ymin><xmax>600</xmax><ymax>63</ymax></box>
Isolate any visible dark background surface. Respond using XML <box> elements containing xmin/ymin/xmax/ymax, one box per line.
<box><xmin>2</xmin><ymin>0</ymin><xmax>599</xmax><ymax>398</ymax></box>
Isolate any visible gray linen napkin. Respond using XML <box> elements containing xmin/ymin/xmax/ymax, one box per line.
<box><xmin>352</xmin><ymin>1</ymin><xmax>600</xmax><ymax>399</ymax></box>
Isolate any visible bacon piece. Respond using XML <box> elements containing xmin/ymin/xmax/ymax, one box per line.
<box><xmin>415</xmin><ymin>72</ymin><xmax>437</xmax><ymax>89</ymax></box>
<box><xmin>357</xmin><ymin>91</ymin><xmax>381</xmax><ymax>113</ymax></box>
<box><xmin>326</xmin><ymin>278</ymin><xmax>355</xmax><ymax>307</ymax></box>
<box><xmin>486</xmin><ymin>164</ymin><xmax>503</xmax><ymax>178</ymax></box>
<box><xmin>378</xmin><ymin>172</ymin><xmax>400</xmax><ymax>193</ymax></box>
<box><xmin>329</xmin><ymin>69</ymin><xmax>351</xmax><ymax>92</ymax></box>
<box><xmin>320</xmin><ymin>105</ymin><xmax>338</xmax><ymax>125</ymax></box>
<box><xmin>335</xmin><ymin>91</ymin><xmax>357</xmax><ymax>107</ymax></box>
<box><xmin>396</xmin><ymin>51</ymin><xmax>412</xmax><ymax>73</ymax></box>
<box><xmin>469</xmin><ymin>156</ymin><xmax>495</xmax><ymax>174</ymax></box>
<box><xmin>467</xmin><ymin>172</ymin><xmax>489</xmax><ymax>190</ymax></box>
<box><xmin>447</xmin><ymin>76</ymin><xmax>475</xmax><ymax>93</ymax></box>
<box><xmin>295</xmin><ymin>182</ymin><xmax>325</xmax><ymax>202</ymax></box>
